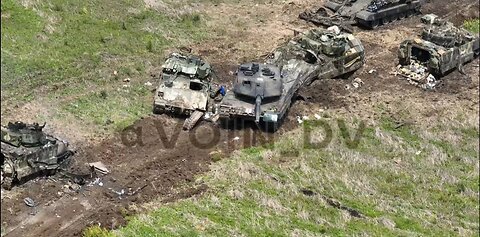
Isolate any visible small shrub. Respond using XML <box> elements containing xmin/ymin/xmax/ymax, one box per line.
<box><xmin>83</xmin><ymin>225</ymin><xmax>114</xmax><ymax>237</ymax></box>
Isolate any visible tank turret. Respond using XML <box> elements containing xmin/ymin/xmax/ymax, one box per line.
<box><xmin>233</xmin><ymin>63</ymin><xmax>283</xmax><ymax>123</ymax></box>
<box><xmin>1</xmin><ymin>122</ymin><xmax>48</xmax><ymax>147</ymax></box>
<box><xmin>161</xmin><ymin>53</ymin><xmax>211</xmax><ymax>80</ymax></box>
<box><xmin>300</xmin><ymin>0</ymin><xmax>424</xmax><ymax>30</ymax></box>
<box><xmin>1</xmin><ymin>121</ymin><xmax>74</xmax><ymax>189</ymax></box>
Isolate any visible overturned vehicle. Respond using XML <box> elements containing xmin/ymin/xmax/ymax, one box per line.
<box><xmin>1</xmin><ymin>122</ymin><xmax>74</xmax><ymax>189</ymax></box>
<box><xmin>397</xmin><ymin>14</ymin><xmax>480</xmax><ymax>89</ymax></box>
<box><xmin>153</xmin><ymin>53</ymin><xmax>214</xmax><ymax>130</ymax></box>
<box><xmin>218</xmin><ymin>27</ymin><xmax>365</xmax><ymax>131</ymax></box>
<box><xmin>300</xmin><ymin>0</ymin><xmax>424</xmax><ymax>31</ymax></box>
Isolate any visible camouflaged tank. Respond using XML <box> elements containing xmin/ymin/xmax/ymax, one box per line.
<box><xmin>153</xmin><ymin>53</ymin><xmax>214</xmax><ymax>130</ymax></box>
<box><xmin>398</xmin><ymin>14</ymin><xmax>480</xmax><ymax>76</ymax></box>
<box><xmin>218</xmin><ymin>27</ymin><xmax>365</xmax><ymax>131</ymax></box>
<box><xmin>300</xmin><ymin>0</ymin><xmax>424</xmax><ymax>31</ymax></box>
<box><xmin>1</xmin><ymin>122</ymin><xmax>74</xmax><ymax>189</ymax></box>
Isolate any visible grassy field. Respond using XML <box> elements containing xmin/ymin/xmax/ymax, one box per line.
<box><xmin>1</xmin><ymin>0</ymin><xmax>207</xmax><ymax>130</ymax></box>
<box><xmin>464</xmin><ymin>19</ymin><xmax>480</xmax><ymax>33</ymax></box>
<box><xmin>85</xmin><ymin>110</ymin><xmax>479</xmax><ymax>236</ymax></box>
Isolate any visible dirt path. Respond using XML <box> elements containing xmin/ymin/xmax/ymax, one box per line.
<box><xmin>1</xmin><ymin>0</ymin><xmax>479</xmax><ymax>236</ymax></box>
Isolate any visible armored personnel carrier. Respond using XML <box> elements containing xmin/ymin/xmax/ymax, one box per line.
<box><xmin>1</xmin><ymin>122</ymin><xmax>74</xmax><ymax>189</ymax></box>
<box><xmin>153</xmin><ymin>53</ymin><xmax>213</xmax><ymax>130</ymax></box>
<box><xmin>300</xmin><ymin>0</ymin><xmax>424</xmax><ymax>31</ymax></box>
<box><xmin>218</xmin><ymin>27</ymin><xmax>365</xmax><ymax>130</ymax></box>
<box><xmin>397</xmin><ymin>14</ymin><xmax>479</xmax><ymax>88</ymax></box>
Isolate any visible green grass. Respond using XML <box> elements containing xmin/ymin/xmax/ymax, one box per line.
<box><xmin>463</xmin><ymin>18</ymin><xmax>480</xmax><ymax>34</ymax></box>
<box><xmin>89</xmin><ymin>115</ymin><xmax>479</xmax><ymax>236</ymax></box>
<box><xmin>1</xmin><ymin>0</ymin><xmax>207</xmax><ymax>129</ymax></box>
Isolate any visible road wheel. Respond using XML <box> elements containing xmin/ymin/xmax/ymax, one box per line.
<box><xmin>369</xmin><ymin>20</ymin><xmax>380</xmax><ymax>29</ymax></box>
<box><xmin>153</xmin><ymin>106</ymin><xmax>165</xmax><ymax>115</ymax></box>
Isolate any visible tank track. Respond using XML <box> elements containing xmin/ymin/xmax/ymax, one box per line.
<box><xmin>357</xmin><ymin>7</ymin><xmax>421</xmax><ymax>29</ymax></box>
<box><xmin>183</xmin><ymin>110</ymin><xmax>204</xmax><ymax>131</ymax></box>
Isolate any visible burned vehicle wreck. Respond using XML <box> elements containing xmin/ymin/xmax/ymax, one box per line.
<box><xmin>300</xmin><ymin>0</ymin><xmax>424</xmax><ymax>31</ymax></box>
<box><xmin>153</xmin><ymin>53</ymin><xmax>214</xmax><ymax>130</ymax></box>
<box><xmin>218</xmin><ymin>27</ymin><xmax>365</xmax><ymax>131</ymax></box>
<box><xmin>1</xmin><ymin>122</ymin><xmax>75</xmax><ymax>189</ymax></box>
<box><xmin>397</xmin><ymin>14</ymin><xmax>480</xmax><ymax>89</ymax></box>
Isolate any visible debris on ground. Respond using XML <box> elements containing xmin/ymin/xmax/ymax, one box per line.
<box><xmin>296</xmin><ymin>116</ymin><xmax>303</xmax><ymax>124</ymax></box>
<box><xmin>144</xmin><ymin>81</ymin><xmax>153</xmax><ymax>87</ymax></box>
<box><xmin>368</xmin><ymin>69</ymin><xmax>377</xmax><ymax>74</ymax></box>
<box><xmin>88</xmin><ymin>162</ymin><xmax>110</xmax><ymax>175</ymax></box>
<box><xmin>24</xmin><ymin>197</ymin><xmax>36</xmax><ymax>207</ymax></box>
<box><xmin>88</xmin><ymin>177</ymin><xmax>104</xmax><ymax>187</ymax></box>
<box><xmin>62</xmin><ymin>182</ymin><xmax>82</xmax><ymax>193</ymax></box>
<box><xmin>394</xmin><ymin>61</ymin><xmax>438</xmax><ymax>90</ymax></box>
<box><xmin>233</xmin><ymin>137</ymin><xmax>240</xmax><ymax>141</ymax></box>
<box><xmin>345</xmin><ymin>78</ymin><xmax>364</xmax><ymax>90</ymax></box>
<box><xmin>352</xmin><ymin>78</ymin><xmax>364</xmax><ymax>88</ymax></box>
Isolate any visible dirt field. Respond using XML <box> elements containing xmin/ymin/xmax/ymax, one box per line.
<box><xmin>1</xmin><ymin>0</ymin><xmax>479</xmax><ymax>236</ymax></box>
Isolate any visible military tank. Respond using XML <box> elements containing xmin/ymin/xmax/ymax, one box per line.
<box><xmin>218</xmin><ymin>27</ymin><xmax>365</xmax><ymax>131</ymax></box>
<box><xmin>153</xmin><ymin>53</ymin><xmax>214</xmax><ymax>130</ymax></box>
<box><xmin>1</xmin><ymin>122</ymin><xmax>74</xmax><ymax>189</ymax></box>
<box><xmin>397</xmin><ymin>14</ymin><xmax>480</xmax><ymax>88</ymax></box>
<box><xmin>300</xmin><ymin>0</ymin><xmax>424</xmax><ymax>31</ymax></box>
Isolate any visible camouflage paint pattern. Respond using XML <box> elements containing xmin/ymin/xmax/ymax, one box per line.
<box><xmin>153</xmin><ymin>53</ymin><xmax>212</xmax><ymax>115</ymax></box>
<box><xmin>398</xmin><ymin>14</ymin><xmax>480</xmax><ymax>75</ymax></box>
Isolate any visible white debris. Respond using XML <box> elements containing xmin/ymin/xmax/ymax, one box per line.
<box><xmin>233</xmin><ymin>137</ymin><xmax>240</xmax><ymax>141</ymax></box>
<box><xmin>302</xmin><ymin>115</ymin><xmax>310</xmax><ymax>120</ymax></box>
<box><xmin>327</xmin><ymin>25</ymin><xmax>341</xmax><ymax>35</ymax></box>
<box><xmin>123</xmin><ymin>78</ymin><xmax>131</xmax><ymax>82</ymax></box>
<box><xmin>88</xmin><ymin>162</ymin><xmax>110</xmax><ymax>174</ymax></box>
<box><xmin>422</xmin><ymin>74</ymin><xmax>437</xmax><ymax>90</ymax></box>
<box><xmin>352</xmin><ymin>82</ymin><xmax>360</xmax><ymax>88</ymax></box>
<box><xmin>296</xmin><ymin>116</ymin><xmax>303</xmax><ymax>124</ymax></box>
<box><xmin>314</xmin><ymin>114</ymin><xmax>321</xmax><ymax>120</ymax></box>
<box><xmin>396</xmin><ymin>61</ymin><xmax>438</xmax><ymax>90</ymax></box>
<box><xmin>113</xmin><ymin>70</ymin><xmax>118</xmax><ymax>76</ymax></box>
<box><xmin>368</xmin><ymin>69</ymin><xmax>376</xmax><ymax>74</ymax></box>
<box><xmin>24</xmin><ymin>197</ymin><xmax>35</xmax><ymax>207</ymax></box>
<box><xmin>353</xmin><ymin>78</ymin><xmax>363</xmax><ymax>84</ymax></box>
<box><xmin>98</xmin><ymin>182</ymin><xmax>104</xmax><ymax>187</ymax></box>
<box><xmin>144</xmin><ymin>81</ymin><xmax>153</xmax><ymax>86</ymax></box>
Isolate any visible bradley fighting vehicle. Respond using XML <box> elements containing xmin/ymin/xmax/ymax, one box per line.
<box><xmin>153</xmin><ymin>53</ymin><xmax>214</xmax><ymax>130</ymax></box>
<box><xmin>1</xmin><ymin>122</ymin><xmax>74</xmax><ymax>189</ymax></box>
<box><xmin>396</xmin><ymin>14</ymin><xmax>480</xmax><ymax>89</ymax></box>
<box><xmin>218</xmin><ymin>27</ymin><xmax>365</xmax><ymax>130</ymax></box>
<box><xmin>398</xmin><ymin>14</ymin><xmax>480</xmax><ymax>77</ymax></box>
<box><xmin>300</xmin><ymin>0</ymin><xmax>424</xmax><ymax>31</ymax></box>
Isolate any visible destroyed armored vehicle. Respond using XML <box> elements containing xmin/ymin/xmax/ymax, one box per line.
<box><xmin>219</xmin><ymin>27</ymin><xmax>365</xmax><ymax>130</ymax></box>
<box><xmin>153</xmin><ymin>53</ymin><xmax>214</xmax><ymax>130</ymax></box>
<box><xmin>397</xmin><ymin>14</ymin><xmax>480</xmax><ymax>88</ymax></box>
<box><xmin>300</xmin><ymin>0</ymin><xmax>424</xmax><ymax>31</ymax></box>
<box><xmin>1</xmin><ymin>122</ymin><xmax>74</xmax><ymax>189</ymax></box>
